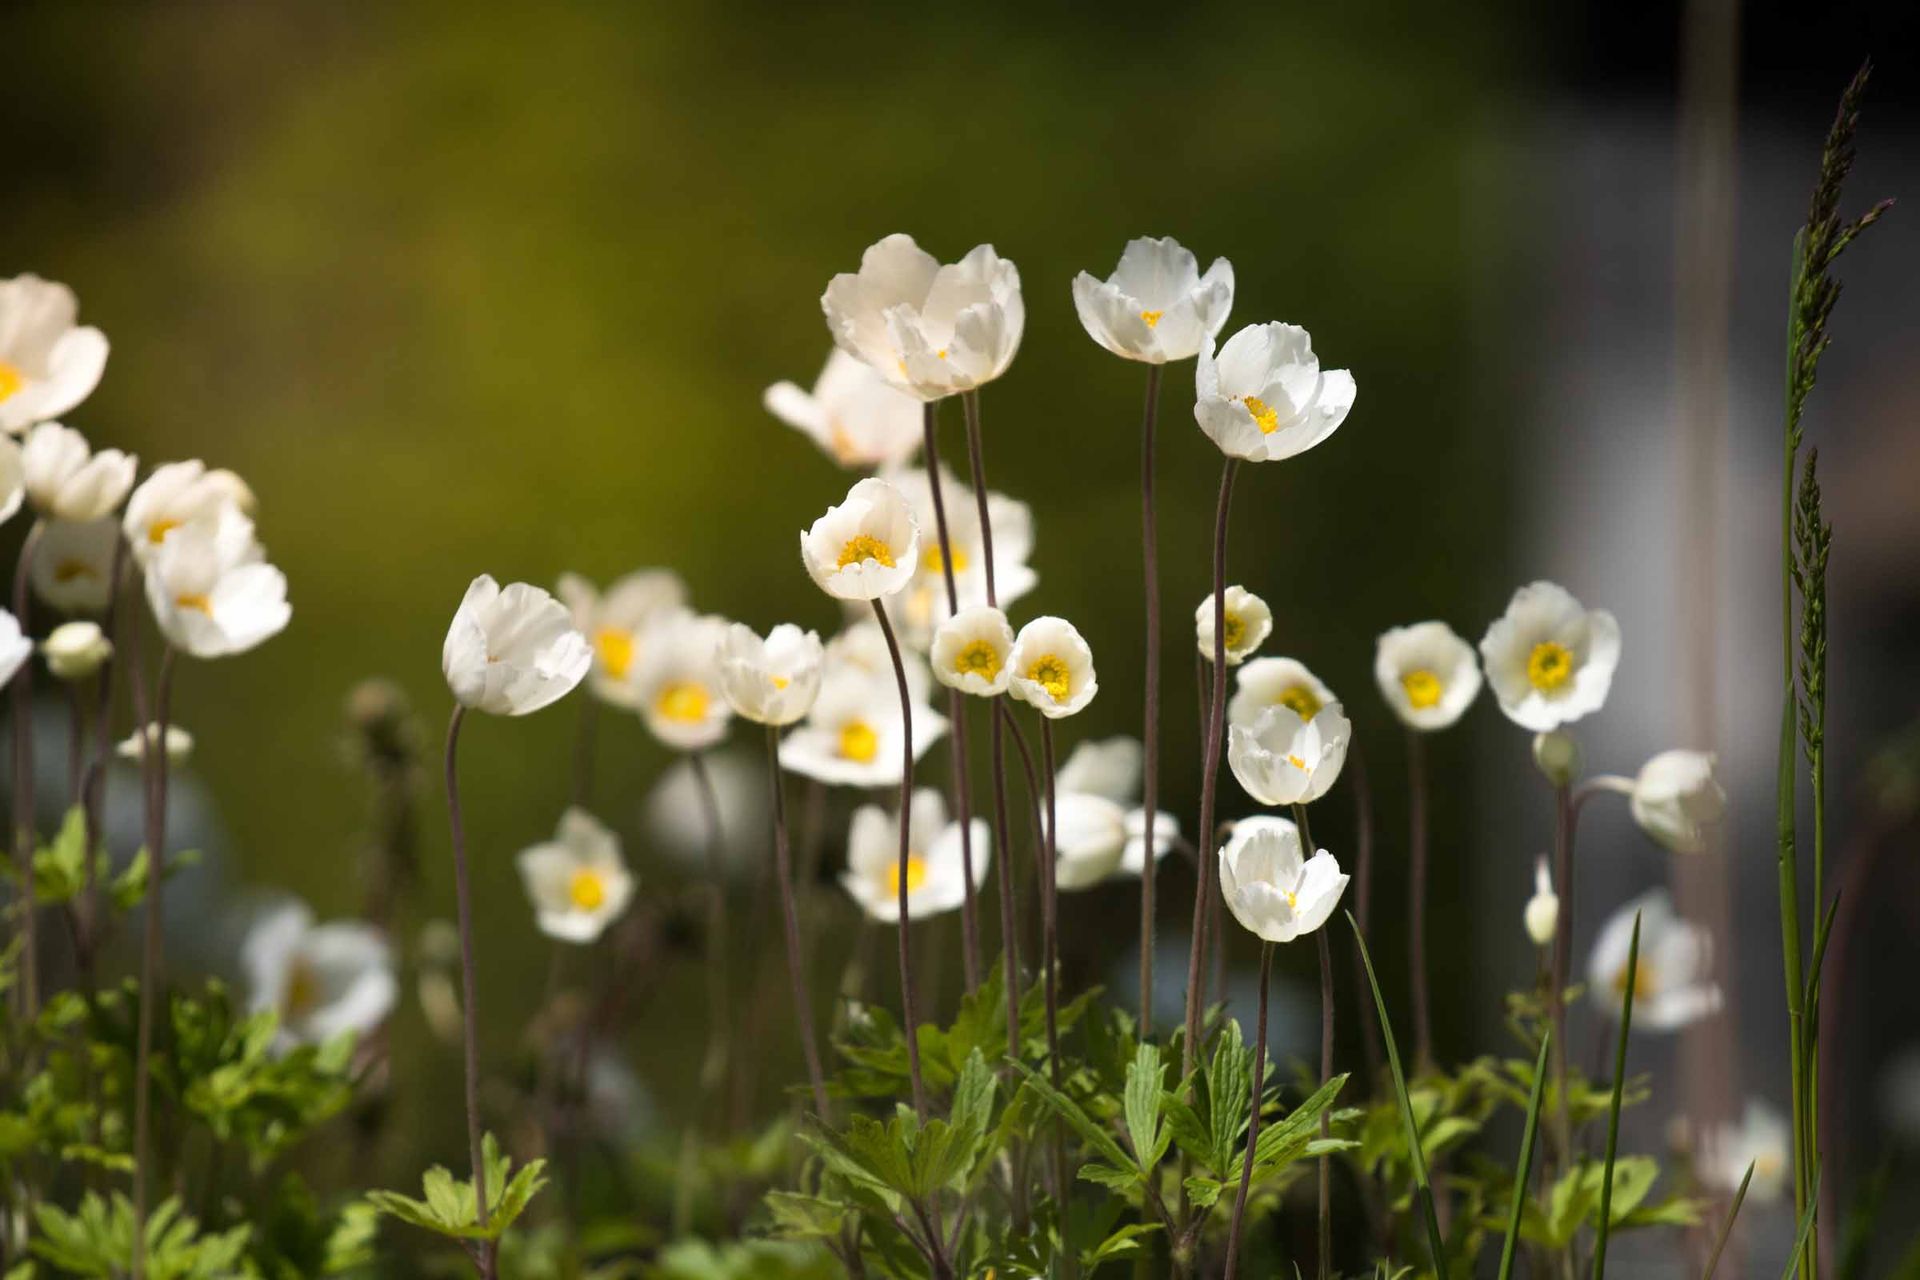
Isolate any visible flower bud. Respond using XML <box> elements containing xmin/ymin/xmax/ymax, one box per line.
<box><xmin>1532</xmin><ymin>730</ymin><xmax>1581</xmax><ymax>786</ymax></box>
<box><xmin>1524</xmin><ymin>856</ymin><xmax>1559</xmax><ymax>947</ymax></box>
<box><xmin>118</xmin><ymin>723</ymin><xmax>194</xmax><ymax>765</ymax></box>
<box><xmin>1629</xmin><ymin>749</ymin><xmax>1727</xmax><ymax>854</ymax></box>
<box><xmin>42</xmin><ymin>620</ymin><xmax>112</xmax><ymax>681</ymax></box>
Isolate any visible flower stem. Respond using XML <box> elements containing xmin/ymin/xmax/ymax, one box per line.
<box><xmin>10</xmin><ymin>519</ymin><xmax>44</xmax><ymax>1023</ymax></box>
<box><xmin>1138</xmin><ymin>363</ymin><xmax>1163</xmax><ymax>1034</ymax></box>
<box><xmin>871</xmin><ymin>600</ymin><xmax>928</xmax><ymax>1120</ymax></box>
<box><xmin>1223</xmin><ymin>940</ymin><xmax>1274</xmax><ymax>1280</ymax></box>
<box><xmin>1348</xmin><ymin>742</ymin><xmax>1383</xmax><ymax>1085</ymax></box>
<box><xmin>1317</xmin><ymin>927</ymin><xmax>1336</xmax><ymax>1280</ymax></box>
<box><xmin>687</xmin><ymin>750</ymin><xmax>733</xmax><ymax>1121</ymax></box>
<box><xmin>441</xmin><ymin>705</ymin><xmax>493</xmax><ymax>1262</ymax></box>
<box><xmin>766</xmin><ymin>724</ymin><xmax>829</xmax><ymax>1117</ymax></box>
<box><xmin>1040</xmin><ymin>718</ymin><xmax>1068</xmax><ymax>1211</ymax></box>
<box><xmin>1183</xmin><ymin>458</ymin><xmax>1238</xmax><ymax>1076</ymax></box>
<box><xmin>1549</xmin><ymin>780</ymin><xmax>1575</xmax><ymax>1173</ymax></box>
<box><xmin>1408</xmin><ymin>729</ymin><xmax>1433</xmax><ymax>1073</ymax></box>
<box><xmin>75</xmin><ymin>535</ymin><xmax>130</xmax><ymax>990</ymax></box>
<box><xmin>129</xmin><ymin>646</ymin><xmax>176</xmax><ymax>1280</ymax></box>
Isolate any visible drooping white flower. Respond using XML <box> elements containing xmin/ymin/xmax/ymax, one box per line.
<box><xmin>1008</xmin><ymin>616</ymin><xmax>1097</xmax><ymax>719</ymax></box>
<box><xmin>630</xmin><ymin>611</ymin><xmax>732</xmax><ymax>751</ymax></box>
<box><xmin>122</xmin><ymin>460</ymin><xmax>255</xmax><ymax>566</ymax></box>
<box><xmin>42</xmin><ymin>620</ymin><xmax>111</xmax><ymax>681</ymax></box>
<box><xmin>21</xmin><ymin>422</ymin><xmax>135</xmax><ymax>520</ymax></box>
<box><xmin>717</xmin><ymin>622</ymin><xmax>823</xmax><ymax>727</ymax></box>
<box><xmin>930</xmin><ymin>605</ymin><xmax>1015</xmax><ymax>698</ymax></box>
<box><xmin>1374</xmin><ymin>621</ymin><xmax>1482</xmax><ymax>731</ymax></box>
<box><xmin>1228</xmin><ymin>656</ymin><xmax>1337</xmax><ymax>729</ymax></box>
<box><xmin>1072</xmin><ymin>237</ymin><xmax>1234</xmax><ymax>364</ymax></box>
<box><xmin>0</xmin><ymin>275</ymin><xmax>109</xmax><ymax>434</ymax></box>
<box><xmin>30</xmin><ymin>517</ymin><xmax>118</xmax><ymax>614</ymax></box>
<box><xmin>1228</xmin><ymin>703</ymin><xmax>1351</xmax><ymax>807</ymax></box>
<box><xmin>1218</xmin><ymin>815</ymin><xmax>1348</xmax><ymax>943</ymax></box>
<box><xmin>1195</xmin><ymin>322</ymin><xmax>1356</xmax><ymax>463</ymax></box>
<box><xmin>1479</xmin><ymin>581</ymin><xmax>1621</xmax><ymax>732</ymax></box>
<box><xmin>145</xmin><ymin>520</ymin><xmax>289</xmax><ymax>659</ymax></box>
<box><xmin>822</xmin><ymin>234</ymin><xmax>1024</xmax><ymax>401</ymax></box>
<box><xmin>880</xmin><ymin>466</ymin><xmax>1038</xmax><ymax>646</ymax></box>
<box><xmin>1524</xmin><ymin>856</ymin><xmax>1558</xmax><ymax>947</ymax></box>
<box><xmin>555</xmin><ymin>569</ymin><xmax>688</xmax><ymax>707</ymax></box>
<box><xmin>1050</xmin><ymin>735</ymin><xmax>1177</xmax><ymax>887</ymax></box>
<box><xmin>802</xmin><ymin>477</ymin><xmax>920</xmax><ymax>601</ymax></box>
<box><xmin>1700</xmin><ymin>1099</ymin><xmax>1790</xmax><ymax>1203</ymax></box>
<box><xmin>118</xmin><ymin>722</ymin><xmax>194</xmax><ymax>765</ymax></box>
<box><xmin>1587</xmin><ymin>889</ymin><xmax>1722</xmax><ymax>1031</ymax></box>
<box><xmin>516</xmin><ymin>807</ymin><xmax>635</xmax><ymax>944</ymax></box>
<box><xmin>841</xmin><ymin>788</ymin><xmax>989</xmax><ymax>922</ymax></box>
<box><xmin>441</xmin><ymin>575</ymin><xmax>591</xmax><ymax>717</ymax></box>
<box><xmin>0</xmin><ymin>609</ymin><xmax>32</xmax><ymax>689</ymax></box>
<box><xmin>1629</xmin><ymin>750</ymin><xmax>1727</xmax><ymax>855</ymax></box>
<box><xmin>778</xmin><ymin>659</ymin><xmax>948</xmax><ymax>788</ymax></box>
<box><xmin>1195</xmin><ymin>585</ymin><xmax>1271</xmax><ymax>666</ymax></box>
<box><xmin>763</xmin><ymin>348</ymin><xmax>923</xmax><ymax>469</ymax></box>
<box><xmin>243</xmin><ymin>899</ymin><xmax>396</xmax><ymax>1050</ymax></box>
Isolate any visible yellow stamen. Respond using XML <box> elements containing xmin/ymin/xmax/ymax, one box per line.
<box><xmin>1244</xmin><ymin>395</ymin><xmax>1281</xmax><ymax>434</ymax></box>
<box><xmin>921</xmin><ymin>543</ymin><xmax>971</xmax><ymax>575</ymax></box>
<box><xmin>568</xmin><ymin>868</ymin><xmax>607</xmax><ymax>911</ymax></box>
<box><xmin>1611</xmin><ymin>961</ymin><xmax>1657</xmax><ymax>1003</ymax></box>
<box><xmin>1276</xmin><ymin>685</ymin><xmax>1322</xmax><ymax>721</ymax></box>
<box><xmin>1222</xmin><ymin>611</ymin><xmax>1246</xmax><ymax>651</ymax></box>
<box><xmin>1284</xmin><ymin>888</ymin><xmax>1300</xmax><ymax>910</ymax></box>
<box><xmin>771</xmin><ymin>675</ymin><xmax>791</xmax><ymax>690</ymax></box>
<box><xmin>1402</xmin><ymin>669</ymin><xmax>1443</xmax><ymax>709</ymax></box>
<box><xmin>936</xmin><ymin>349</ymin><xmax>949</xmax><ymax>360</ymax></box>
<box><xmin>283</xmin><ymin>958</ymin><xmax>320</xmax><ymax>1019</ymax></box>
<box><xmin>1140</xmin><ymin>309</ymin><xmax>1164</xmax><ymax>328</ymax></box>
<box><xmin>1527</xmin><ymin>641</ymin><xmax>1574</xmax><ymax>692</ymax></box>
<box><xmin>838</xmin><ymin>534</ymin><xmax>894</xmax><ymax>570</ymax></box>
<box><xmin>838</xmin><ymin>719</ymin><xmax>879</xmax><ymax>763</ymax></box>
<box><xmin>886</xmin><ymin>854</ymin><xmax>930</xmax><ymax>896</ymax></box>
<box><xmin>593</xmin><ymin>626</ymin><xmax>635</xmax><ymax>680</ymax></box>
<box><xmin>828</xmin><ymin>422</ymin><xmax>858</xmax><ymax>463</ymax></box>
<box><xmin>175</xmin><ymin>593</ymin><xmax>213</xmax><ymax>615</ymax></box>
<box><xmin>1026</xmin><ymin>654</ymin><xmax>1071</xmax><ymax>703</ymax></box>
<box><xmin>954</xmin><ymin>639</ymin><xmax>1002</xmax><ymax>681</ymax></box>
<box><xmin>0</xmin><ymin>361</ymin><xmax>23</xmax><ymax>403</ymax></box>
<box><xmin>1286</xmin><ymin>754</ymin><xmax>1308</xmax><ymax>771</ymax></box>
<box><xmin>655</xmin><ymin>681</ymin><xmax>710</xmax><ymax>725</ymax></box>
<box><xmin>146</xmin><ymin>517</ymin><xmax>182</xmax><ymax>546</ymax></box>
<box><xmin>53</xmin><ymin>558</ymin><xmax>99</xmax><ymax>583</ymax></box>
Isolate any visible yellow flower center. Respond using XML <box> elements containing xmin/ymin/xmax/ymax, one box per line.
<box><xmin>1527</xmin><ymin>641</ymin><xmax>1574</xmax><ymax>692</ymax></box>
<box><xmin>885</xmin><ymin>855</ymin><xmax>930</xmax><ymax>896</ymax></box>
<box><xmin>771</xmin><ymin>675</ymin><xmax>791</xmax><ymax>690</ymax></box>
<box><xmin>954</xmin><ymin>639</ymin><xmax>1002</xmax><ymax>681</ymax></box>
<box><xmin>1284</xmin><ymin>888</ymin><xmax>1300</xmax><ymax>910</ymax></box>
<box><xmin>1276</xmin><ymin>685</ymin><xmax>1321</xmax><ymax>720</ymax></box>
<box><xmin>1286</xmin><ymin>753</ymin><xmax>1308</xmax><ymax>771</ymax></box>
<box><xmin>0</xmin><ymin>361</ymin><xmax>23</xmax><ymax>403</ymax></box>
<box><xmin>921</xmin><ymin>543</ymin><xmax>971</xmax><ymax>575</ymax></box>
<box><xmin>838</xmin><ymin>534</ymin><xmax>894</xmax><ymax>570</ymax></box>
<box><xmin>1611</xmin><ymin>961</ymin><xmax>1657</xmax><ymax>1003</ymax></box>
<box><xmin>1244</xmin><ymin>395</ymin><xmax>1281</xmax><ymax>434</ymax></box>
<box><xmin>1139</xmin><ymin>309</ymin><xmax>1164</xmax><ymax>328</ymax></box>
<box><xmin>1222</xmin><ymin>611</ymin><xmax>1246</xmax><ymax>650</ymax></box>
<box><xmin>838</xmin><ymin>719</ymin><xmax>879</xmax><ymax>763</ymax></box>
<box><xmin>593</xmin><ymin>626</ymin><xmax>635</xmax><ymax>680</ymax></box>
<box><xmin>284</xmin><ymin>958</ymin><xmax>320</xmax><ymax>1019</ymax></box>
<box><xmin>568</xmin><ymin>868</ymin><xmax>607</xmax><ymax>911</ymax></box>
<box><xmin>655</xmin><ymin>681</ymin><xmax>710</xmax><ymax>724</ymax></box>
<box><xmin>1402</xmin><ymin>669</ymin><xmax>1443</xmax><ymax>709</ymax></box>
<box><xmin>146</xmin><ymin>517</ymin><xmax>182</xmax><ymax>546</ymax></box>
<box><xmin>1026</xmin><ymin>654</ymin><xmax>1072</xmax><ymax>703</ymax></box>
<box><xmin>175</xmin><ymin>592</ymin><xmax>213</xmax><ymax>615</ymax></box>
<box><xmin>54</xmin><ymin>558</ymin><xmax>99</xmax><ymax>583</ymax></box>
<box><xmin>828</xmin><ymin>422</ymin><xmax>858</xmax><ymax>463</ymax></box>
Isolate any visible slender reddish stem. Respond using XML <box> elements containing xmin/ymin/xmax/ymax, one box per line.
<box><xmin>871</xmin><ymin>601</ymin><xmax>927</xmax><ymax>1119</ymax></box>
<box><xmin>129</xmin><ymin>647</ymin><xmax>176</xmax><ymax>1280</ymax></box>
<box><xmin>1183</xmin><ymin>459</ymin><xmax>1238</xmax><ymax>1074</ymax></box>
<box><xmin>767</xmin><ymin>724</ymin><xmax>829</xmax><ymax>1116</ymax></box>
<box><xmin>1224</xmin><ymin>940</ymin><xmax>1274</xmax><ymax>1280</ymax></box>
<box><xmin>1138</xmin><ymin>363</ymin><xmax>1164</xmax><ymax>1033</ymax></box>
<box><xmin>11</xmin><ymin>520</ymin><xmax>44</xmax><ymax>1022</ymax></box>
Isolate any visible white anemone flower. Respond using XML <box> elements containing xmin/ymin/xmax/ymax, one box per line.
<box><xmin>1054</xmin><ymin>794</ymin><xmax>1179</xmax><ymax>889</ymax></box>
<box><xmin>1628</xmin><ymin>749</ymin><xmax>1727</xmax><ymax>854</ymax></box>
<box><xmin>1587</xmin><ymin>889</ymin><xmax>1722</xmax><ymax>1030</ymax></box>
<box><xmin>1057</xmin><ymin>736</ymin><xmax>1142</xmax><ymax>802</ymax></box>
<box><xmin>1008</xmin><ymin>616</ymin><xmax>1097</xmax><ymax>719</ymax></box>
<box><xmin>879</xmin><ymin>466</ymin><xmax>1038</xmax><ymax>646</ymax></box>
<box><xmin>930</xmin><ymin>605</ymin><xmax>1015</xmax><ymax>697</ymax></box>
<box><xmin>841</xmin><ymin>788</ymin><xmax>989</xmax><ymax>922</ymax></box>
<box><xmin>243</xmin><ymin>899</ymin><xmax>396</xmax><ymax>1051</ymax></box>
<box><xmin>779</xmin><ymin>663</ymin><xmax>947</xmax><ymax>788</ymax></box>
<box><xmin>825</xmin><ymin>619</ymin><xmax>931</xmax><ymax>702</ymax></box>
<box><xmin>0</xmin><ymin>610</ymin><xmax>31</xmax><ymax>689</ymax></box>
<box><xmin>1524</xmin><ymin>857</ymin><xmax>1558</xmax><ymax>947</ymax></box>
<box><xmin>1072</xmin><ymin>236</ymin><xmax>1234</xmax><ymax>364</ymax></box>
<box><xmin>1195</xmin><ymin>322</ymin><xmax>1356</xmax><ymax>463</ymax></box>
<box><xmin>122</xmin><ymin>460</ymin><xmax>255</xmax><ymax>566</ymax></box>
<box><xmin>1701</xmin><ymin>1099</ymin><xmax>1790</xmax><ymax>1203</ymax></box>
<box><xmin>1217</xmin><ymin>815</ymin><xmax>1348</xmax><ymax>943</ymax></box>
<box><xmin>822</xmin><ymin>234</ymin><xmax>1024</xmax><ymax>401</ymax></box>
<box><xmin>555</xmin><ymin>569</ymin><xmax>688</xmax><ymax>707</ymax></box>
<box><xmin>802</xmin><ymin>477</ymin><xmax>920</xmax><ymax>601</ymax></box>
<box><xmin>631</xmin><ymin>611</ymin><xmax>732</xmax><ymax>751</ymax></box>
<box><xmin>118</xmin><ymin>722</ymin><xmax>194</xmax><ymax>765</ymax></box>
<box><xmin>717</xmin><ymin>622</ymin><xmax>823</xmax><ymax>727</ymax></box>
<box><xmin>764</xmin><ymin>348</ymin><xmax>923</xmax><ymax>469</ymax></box>
<box><xmin>21</xmin><ymin>422</ymin><xmax>135</xmax><ymax>520</ymax></box>
<box><xmin>42</xmin><ymin>620</ymin><xmax>111</xmax><ymax>681</ymax></box>
<box><xmin>441</xmin><ymin>574</ymin><xmax>591</xmax><ymax>716</ymax></box>
<box><xmin>1479</xmin><ymin>581</ymin><xmax>1621</xmax><ymax>732</ymax></box>
<box><xmin>145</xmin><ymin>521</ymin><xmax>289</xmax><ymax>659</ymax></box>
<box><xmin>30</xmin><ymin>517</ymin><xmax>118</xmax><ymax>614</ymax></box>
<box><xmin>1195</xmin><ymin>586</ymin><xmax>1271</xmax><ymax>666</ymax></box>
<box><xmin>1374</xmin><ymin>621</ymin><xmax>1482</xmax><ymax>732</ymax></box>
<box><xmin>516</xmin><ymin>807</ymin><xmax>635</xmax><ymax>944</ymax></box>
<box><xmin>1228</xmin><ymin>656</ymin><xmax>1337</xmax><ymax>730</ymax></box>
<box><xmin>1228</xmin><ymin>703</ymin><xmax>1351</xmax><ymax>807</ymax></box>
<box><xmin>0</xmin><ymin>275</ymin><xmax>109</xmax><ymax>434</ymax></box>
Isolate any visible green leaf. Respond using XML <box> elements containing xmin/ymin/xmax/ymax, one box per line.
<box><xmin>1496</xmin><ymin>1033</ymin><xmax>1551</xmax><ymax>1280</ymax></box>
<box><xmin>1122</xmin><ymin>1042</ymin><xmax>1168</xmax><ymax>1171</ymax></box>
<box><xmin>1009</xmin><ymin>1060</ymin><xmax>1138</xmax><ymax>1181</ymax></box>
<box><xmin>1082</xmin><ymin>1222</ymin><xmax>1160</xmax><ymax>1265</ymax></box>
<box><xmin>1592</xmin><ymin>910</ymin><xmax>1641</xmax><ymax>1279</ymax></box>
<box><xmin>366</xmin><ymin>1132</ymin><xmax>546</xmax><ymax>1242</ymax></box>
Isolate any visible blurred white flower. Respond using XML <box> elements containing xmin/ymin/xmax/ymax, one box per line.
<box><xmin>0</xmin><ymin>275</ymin><xmax>109</xmax><ymax>434</ymax></box>
<box><xmin>825</xmin><ymin>619</ymin><xmax>931</xmax><ymax>702</ymax></box>
<box><xmin>1374</xmin><ymin>621</ymin><xmax>1481</xmax><ymax>731</ymax></box>
<box><xmin>717</xmin><ymin>621</ymin><xmax>823</xmax><ymax>727</ymax></box>
<box><xmin>118</xmin><ymin>722</ymin><xmax>194</xmax><ymax>765</ymax></box>
<box><xmin>21</xmin><ymin>422</ymin><xmax>135</xmax><ymax>520</ymax></box>
<box><xmin>930</xmin><ymin>605</ymin><xmax>1015</xmax><ymax>698</ymax></box>
<box><xmin>0</xmin><ymin>609</ymin><xmax>31</xmax><ymax>689</ymax></box>
<box><xmin>1072</xmin><ymin>236</ymin><xmax>1233</xmax><ymax>364</ymax></box>
<box><xmin>1008</xmin><ymin>616</ymin><xmax>1097</xmax><ymax>719</ymax></box>
<box><xmin>145</xmin><ymin>521</ymin><xmax>289</xmax><ymax>659</ymax></box>
<box><xmin>1629</xmin><ymin>750</ymin><xmax>1727</xmax><ymax>854</ymax></box>
<box><xmin>1228</xmin><ymin>656</ymin><xmax>1336</xmax><ymax>729</ymax></box>
<box><xmin>1054</xmin><ymin>793</ymin><xmax>1178</xmax><ymax>890</ymax></box>
<box><xmin>516</xmin><ymin>807</ymin><xmax>635</xmax><ymax>944</ymax></box>
<box><xmin>1218</xmin><ymin>815</ymin><xmax>1348</xmax><ymax>943</ymax></box>
<box><xmin>30</xmin><ymin>517</ymin><xmax>118</xmax><ymax>614</ymax></box>
<box><xmin>778</xmin><ymin>659</ymin><xmax>947</xmax><ymax>788</ymax></box>
<box><xmin>841</xmin><ymin>788</ymin><xmax>988</xmax><ymax>922</ymax></box>
<box><xmin>1587</xmin><ymin>889</ymin><xmax>1722</xmax><ymax>1030</ymax></box>
<box><xmin>555</xmin><ymin>569</ymin><xmax>688</xmax><ymax>707</ymax></box>
<box><xmin>1056</xmin><ymin>736</ymin><xmax>1143</xmax><ymax>803</ymax></box>
<box><xmin>1524</xmin><ymin>856</ymin><xmax>1558</xmax><ymax>947</ymax></box>
<box><xmin>802</xmin><ymin>476</ymin><xmax>920</xmax><ymax>601</ymax></box>
<box><xmin>441</xmin><ymin>575</ymin><xmax>590</xmax><ymax>716</ymax></box>
<box><xmin>122</xmin><ymin>460</ymin><xmax>255</xmax><ymax>566</ymax></box>
<box><xmin>1195</xmin><ymin>322</ymin><xmax>1355</xmax><ymax>463</ymax></box>
<box><xmin>1195</xmin><ymin>585</ymin><xmax>1270</xmax><ymax>666</ymax></box>
<box><xmin>1700</xmin><ymin>1098</ymin><xmax>1790</xmax><ymax>1203</ymax></box>
<box><xmin>644</xmin><ymin>749</ymin><xmax>768</xmax><ymax>882</ymax></box>
<box><xmin>631</xmin><ymin>611</ymin><xmax>732</xmax><ymax>752</ymax></box>
<box><xmin>880</xmin><ymin>466</ymin><xmax>1037</xmax><ymax>646</ymax></box>
<box><xmin>42</xmin><ymin>620</ymin><xmax>110</xmax><ymax>681</ymax></box>
<box><xmin>1479</xmin><ymin>581</ymin><xmax>1621</xmax><ymax>732</ymax></box>
<box><xmin>764</xmin><ymin>347</ymin><xmax>923</xmax><ymax>469</ymax></box>
<box><xmin>242</xmin><ymin>899</ymin><xmax>396</xmax><ymax>1051</ymax></box>
<box><xmin>1228</xmin><ymin>703</ymin><xmax>1351</xmax><ymax>807</ymax></box>
<box><xmin>822</xmin><ymin>234</ymin><xmax>1024</xmax><ymax>401</ymax></box>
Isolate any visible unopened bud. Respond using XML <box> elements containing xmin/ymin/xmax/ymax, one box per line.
<box><xmin>1532</xmin><ymin>730</ymin><xmax>1581</xmax><ymax>786</ymax></box>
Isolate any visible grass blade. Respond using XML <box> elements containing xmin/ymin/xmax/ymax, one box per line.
<box><xmin>1346</xmin><ymin>911</ymin><xmax>1447</xmax><ymax>1276</ymax></box>
<box><xmin>1495</xmin><ymin>1031</ymin><xmax>1552</xmax><ymax>1280</ymax></box>
<box><xmin>1592</xmin><ymin>910</ymin><xmax>1642</xmax><ymax>1279</ymax></box>
<box><xmin>1701</xmin><ymin>1162</ymin><xmax>1755</xmax><ymax>1280</ymax></box>
<box><xmin>1779</xmin><ymin>1168</ymin><xmax>1822</xmax><ymax>1280</ymax></box>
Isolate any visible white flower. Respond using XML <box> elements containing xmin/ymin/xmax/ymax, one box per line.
<box><xmin>879</xmin><ymin>466</ymin><xmax>1038</xmax><ymax>646</ymax></box>
<box><xmin>1479</xmin><ymin>581</ymin><xmax>1621</xmax><ymax>732</ymax></box>
<box><xmin>242</xmin><ymin>899</ymin><xmax>396</xmax><ymax>1050</ymax></box>
<box><xmin>822</xmin><ymin>234</ymin><xmax>1024</xmax><ymax>401</ymax></box>
<box><xmin>30</xmin><ymin>517</ymin><xmax>118</xmax><ymax>614</ymax></box>
<box><xmin>145</xmin><ymin>521</ymin><xmax>289</xmax><ymax>659</ymax></box>
<box><xmin>1587</xmin><ymin>889</ymin><xmax>1722</xmax><ymax>1030</ymax></box>
<box><xmin>631</xmin><ymin>611</ymin><xmax>732</xmax><ymax>751</ymax></box>
<box><xmin>778</xmin><ymin>660</ymin><xmax>948</xmax><ymax>788</ymax></box>
<box><xmin>118</xmin><ymin>722</ymin><xmax>194</xmax><ymax>764</ymax></box>
<box><xmin>1054</xmin><ymin>793</ymin><xmax>1178</xmax><ymax>890</ymax></box>
<box><xmin>1195</xmin><ymin>322</ymin><xmax>1356</xmax><ymax>463</ymax></box>
<box><xmin>555</xmin><ymin>569</ymin><xmax>689</xmax><ymax>707</ymax></box>
<box><xmin>1195</xmin><ymin>586</ymin><xmax>1271</xmax><ymax>666</ymax></box>
<box><xmin>1228</xmin><ymin>704</ymin><xmax>1351</xmax><ymax>807</ymax></box>
<box><xmin>1524</xmin><ymin>857</ymin><xmax>1558</xmax><ymax>947</ymax></box>
<box><xmin>1629</xmin><ymin>750</ymin><xmax>1727</xmax><ymax>854</ymax></box>
<box><xmin>0</xmin><ymin>275</ymin><xmax>109</xmax><ymax>434</ymax></box>
<box><xmin>841</xmin><ymin>788</ymin><xmax>988</xmax><ymax>922</ymax></box>
<box><xmin>1072</xmin><ymin>236</ymin><xmax>1234</xmax><ymax>364</ymax></box>
<box><xmin>930</xmin><ymin>605</ymin><xmax>1015</xmax><ymax>697</ymax></box>
<box><xmin>1008</xmin><ymin>616</ymin><xmax>1097</xmax><ymax>719</ymax></box>
<box><xmin>1056</xmin><ymin>736</ymin><xmax>1143</xmax><ymax>803</ymax></box>
<box><xmin>0</xmin><ymin>609</ymin><xmax>32</xmax><ymax>689</ymax></box>
<box><xmin>1228</xmin><ymin>656</ymin><xmax>1336</xmax><ymax>729</ymax></box>
<box><xmin>824</xmin><ymin>619</ymin><xmax>931</xmax><ymax>702</ymax></box>
<box><xmin>441</xmin><ymin>574</ymin><xmax>591</xmax><ymax>716</ymax></box>
<box><xmin>21</xmin><ymin>423</ymin><xmax>135</xmax><ymax>520</ymax></box>
<box><xmin>42</xmin><ymin>620</ymin><xmax>111</xmax><ymax>681</ymax></box>
<box><xmin>643</xmin><ymin>749</ymin><xmax>768</xmax><ymax>883</ymax></box>
<box><xmin>122</xmin><ymin>460</ymin><xmax>256</xmax><ymax>566</ymax></box>
<box><xmin>1217</xmin><ymin>815</ymin><xmax>1348</xmax><ymax>943</ymax></box>
<box><xmin>1701</xmin><ymin>1099</ymin><xmax>1790</xmax><ymax>1203</ymax></box>
<box><xmin>764</xmin><ymin>348</ymin><xmax>923</xmax><ymax>469</ymax></box>
<box><xmin>1374</xmin><ymin>621</ymin><xmax>1481</xmax><ymax>731</ymax></box>
<box><xmin>717</xmin><ymin>622</ymin><xmax>823</xmax><ymax>727</ymax></box>
<box><xmin>802</xmin><ymin>477</ymin><xmax>920</xmax><ymax>601</ymax></box>
<box><xmin>516</xmin><ymin>807</ymin><xmax>635</xmax><ymax>944</ymax></box>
